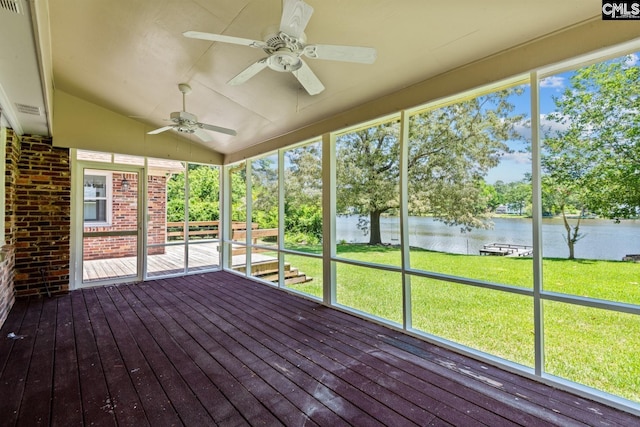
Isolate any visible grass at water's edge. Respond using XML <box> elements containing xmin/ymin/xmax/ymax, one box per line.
<box><xmin>284</xmin><ymin>243</ymin><xmax>640</xmax><ymax>403</ymax></box>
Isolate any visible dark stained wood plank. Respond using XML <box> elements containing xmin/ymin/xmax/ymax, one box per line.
<box><xmin>190</xmin><ymin>273</ymin><xmax>506</xmax><ymax>426</ymax></box>
<box><xmin>262</xmin><ymin>286</ymin><xmax>582</xmax><ymax>426</ymax></box>
<box><xmin>119</xmin><ymin>284</ymin><xmax>252</xmax><ymax>426</ymax></box>
<box><xmin>101</xmin><ymin>285</ymin><xmax>215</xmax><ymax>426</ymax></box>
<box><xmin>51</xmin><ymin>292</ymin><xmax>83</xmax><ymax>426</ymax></box>
<box><xmin>90</xmin><ymin>287</ymin><xmax>183</xmax><ymax>427</ymax></box>
<box><xmin>2</xmin><ymin>271</ymin><xmax>640</xmax><ymax>427</ymax></box>
<box><xmin>162</xmin><ymin>277</ymin><xmax>377</xmax><ymax>427</ymax></box>
<box><xmin>133</xmin><ymin>279</ymin><xmax>294</xmax><ymax>426</ymax></box>
<box><xmin>163</xmin><ymin>275</ymin><xmax>432</xmax><ymax>426</ymax></box>
<box><xmin>16</xmin><ymin>296</ymin><xmax>57</xmax><ymax>427</ymax></box>
<box><xmin>289</xmin><ymin>303</ymin><xmax>597</xmax><ymax>426</ymax></box>
<box><xmin>0</xmin><ymin>298</ymin><xmax>28</xmax><ymax>378</ymax></box>
<box><xmin>391</xmin><ymin>331</ymin><xmax>637</xmax><ymax>426</ymax></box>
<box><xmin>0</xmin><ymin>297</ymin><xmax>44</xmax><ymax>427</ymax></box>
<box><xmin>81</xmin><ymin>288</ymin><xmax>149</xmax><ymax>426</ymax></box>
<box><xmin>70</xmin><ymin>291</ymin><xmax>116</xmax><ymax>426</ymax></box>
<box><xmin>283</xmin><ymin>285</ymin><xmax>636</xmax><ymax>426</ymax></box>
<box><xmin>378</xmin><ymin>335</ymin><xmax>614</xmax><ymax>426</ymax></box>
<box><xmin>203</xmin><ymin>272</ymin><xmax>633</xmax><ymax>427</ymax></box>
<box><xmin>153</xmin><ymin>277</ymin><xmax>385</xmax><ymax>426</ymax></box>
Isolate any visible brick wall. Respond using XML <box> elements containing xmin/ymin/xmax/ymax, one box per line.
<box><xmin>147</xmin><ymin>175</ymin><xmax>167</xmax><ymax>255</ymax></box>
<box><xmin>12</xmin><ymin>135</ymin><xmax>71</xmax><ymax>297</ymax></box>
<box><xmin>0</xmin><ymin>129</ymin><xmax>172</xmax><ymax>327</ymax></box>
<box><xmin>83</xmin><ymin>173</ymin><xmax>167</xmax><ymax>259</ymax></box>
<box><xmin>0</xmin><ymin>128</ymin><xmax>20</xmax><ymax>326</ymax></box>
<box><xmin>0</xmin><ymin>248</ymin><xmax>15</xmax><ymax>327</ymax></box>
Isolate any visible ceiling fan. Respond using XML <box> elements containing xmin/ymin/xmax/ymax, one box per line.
<box><xmin>147</xmin><ymin>83</ymin><xmax>236</xmax><ymax>141</ymax></box>
<box><xmin>183</xmin><ymin>0</ymin><xmax>377</xmax><ymax>95</ymax></box>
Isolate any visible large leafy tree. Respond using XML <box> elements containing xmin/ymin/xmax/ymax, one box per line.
<box><xmin>337</xmin><ymin>122</ymin><xmax>401</xmax><ymax>245</ymax></box>
<box><xmin>284</xmin><ymin>143</ymin><xmax>323</xmax><ymax>243</ymax></box>
<box><xmin>337</xmin><ymin>87</ymin><xmax>525</xmax><ymax>245</ymax></box>
<box><xmin>251</xmin><ymin>156</ymin><xmax>278</xmax><ymax>229</ymax></box>
<box><xmin>166</xmin><ymin>164</ymin><xmax>220</xmax><ymax>222</ymax></box>
<box><xmin>229</xmin><ymin>162</ymin><xmax>248</xmax><ymax>222</ymax></box>
<box><xmin>542</xmin><ymin>54</ymin><xmax>640</xmax><ymax>259</ymax></box>
<box><xmin>503</xmin><ymin>181</ymin><xmax>532</xmax><ymax>215</ymax></box>
<box><xmin>187</xmin><ymin>164</ymin><xmax>220</xmax><ymax>221</ymax></box>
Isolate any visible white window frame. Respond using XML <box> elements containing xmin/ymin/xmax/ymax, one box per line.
<box><xmin>83</xmin><ymin>169</ymin><xmax>113</xmax><ymax>227</ymax></box>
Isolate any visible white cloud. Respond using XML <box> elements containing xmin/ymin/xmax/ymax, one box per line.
<box><xmin>624</xmin><ymin>53</ymin><xmax>639</xmax><ymax>67</ymax></box>
<box><xmin>540</xmin><ymin>76</ymin><xmax>565</xmax><ymax>89</ymax></box>
<box><xmin>513</xmin><ymin>120</ymin><xmax>531</xmax><ymax>140</ymax></box>
<box><xmin>501</xmin><ymin>151</ymin><xmax>531</xmax><ymax>165</ymax></box>
<box><xmin>540</xmin><ymin>113</ymin><xmax>570</xmax><ymax>135</ymax></box>
<box><xmin>507</xmin><ymin>114</ymin><xmax>571</xmax><ymax>141</ymax></box>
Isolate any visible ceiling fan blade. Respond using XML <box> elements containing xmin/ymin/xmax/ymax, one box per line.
<box><xmin>147</xmin><ymin>125</ymin><xmax>175</xmax><ymax>135</ymax></box>
<box><xmin>304</xmin><ymin>44</ymin><xmax>377</xmax><ymax>64</ymax></box>
<box><xmin>228</xmin><ymin>58</ymin><xmax>269</xmax><ymax>85</ymax></box>
<box><xmin>198</xmin><ymin>122</ymin><xmax>237</xmax><ymax>136</ymax></box>
<box><xmin>280</xmin><ymin>0</ymin><xmax>314</xmax><ymax>39</ymax></box>
<box><xmin>193</xmin><ymin>128</ymin><xmax>214</xmax><ymax>142</ymax></box>
<box><xmin>183</xmin><ymin>31</ymin><xmax>267</xmax><ymax>49</ymax></box>
<box><xmin>292</xmin><ymin>60</ymin><xmax>325</xmax><ymax>95</ymax></box>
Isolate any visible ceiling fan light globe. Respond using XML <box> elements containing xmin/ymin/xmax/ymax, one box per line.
<box><xmin>268</xmin><ymin>52</ymin><xmax>303</xmax><ymax>72</ymax></box>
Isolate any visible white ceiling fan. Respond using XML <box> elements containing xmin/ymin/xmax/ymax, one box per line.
<box><xmin>148</xmin><ymin>83</ymin><xmax>236</xmax><ymax>141</ymax></box>
<box><xmin>183</xmin><ymin>0</ymin><xmax>377</xmax><ymax>95</ymax></box>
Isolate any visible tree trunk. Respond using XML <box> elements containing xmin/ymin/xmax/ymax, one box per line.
<box><xmin>561</xmin><ymin>207</ymin><xmax>583</xmax><ymax>260</ymax></box>
<box><xmin>369</xmin><ymin>210</ymin><xmax>383</xmax><ymax>245</ymax></box>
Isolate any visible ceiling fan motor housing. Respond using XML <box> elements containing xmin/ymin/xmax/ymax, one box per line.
<box><xmin>170</xmin><ymin>111</ymin><xmax>197</xmax><ymax>124</ymax></box>
<box><xmin>170</xmin><ymin>111</ymin><xmax>198</xmax><ymax>133</ymax></box>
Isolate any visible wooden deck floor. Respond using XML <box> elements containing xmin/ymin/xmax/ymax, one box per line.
<box><xmin>83</xmin><ymin>243</ymin><xmax>269</xmax><ymax>282</ymax></box>
<box><xmin>83</xmin><ymin>243</ymin><xmax>221</xmax><ymax>282</ymax></box>
<box><xmin>1</xmin><ymin>271</ymin><xmax>638</xmax><ymax>426</ymax></box>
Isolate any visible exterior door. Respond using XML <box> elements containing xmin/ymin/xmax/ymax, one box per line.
<box><xmin>80</xmin><ymin>166</ymin><xmax>143</xmax><ymax>285</ymax></box>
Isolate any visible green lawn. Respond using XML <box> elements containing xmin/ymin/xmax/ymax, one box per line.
<box><xmin>285</xmin><ymin>243</ymin><xmax>640</xmax><ymax>403</ymax></box>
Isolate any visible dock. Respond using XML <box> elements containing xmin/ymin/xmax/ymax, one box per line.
<box><xmin>479</xmin><ymin>243</ymin><xmax>533</xmax><ymax>257</ymax></box>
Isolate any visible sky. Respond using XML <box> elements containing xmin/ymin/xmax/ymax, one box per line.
<box><xmin>484</xmin><ymin>72</ymin><xmax>571</xmax><ymax>184</ymax></box>
<box><xmin>484</xmin><ymin>52</ymin><xmax>639</xmax><ymax>184</ymax></box>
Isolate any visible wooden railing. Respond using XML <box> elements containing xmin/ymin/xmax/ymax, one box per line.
<box><xmin>166</xmin><ymin>221</ymin><xmax>278</xmax><ymax>244</ymax></box>
<box><xmin>167</xmin><ymin>220</ymin><xmax>221</xmax><ymax>239</ymax></box>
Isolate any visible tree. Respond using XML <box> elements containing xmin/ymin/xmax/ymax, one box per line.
<box><xmin>337</xmin><ymin>87</ymin><xmax>526</xmax><ymax>245</ymax></box>
<box><xmin>187</xmin><ymin>164</ymin><xmax>220</xmax><ymax>221</ymax></box>
<box><xmin>542</xmin><ymin>54</ymin><xmax>640</xmax><ymax>259</ymax></box>
<box><xmin>482</xmin><ymin>181</ymin><xmax>501</xmax><ymax>212</ymax></box>
<box><xmin>503</xmin><ymin>181</ymin><xmax>532</xmax><ymax>215</ymax></box>
<box><xmin>284</xmin><ymin>143</ymin><xmax>323</xmax><ymax>243</ymax></box>
<box><xmin>229</xmin><ymin>162</ymin><xmax>248</xmax><ymax>222</ymax></box>
<box><xmin>251</xmin><ymin>156</ymin><xmax>278</xmax><ymax>229</ymax></box>
<box><xmin>166</xmin><ymin>165</ymin><xmax>221</xmax><ymax>222</ymax></box>
<box><xmin>166</xmin><ymin>170</ymin><xmax>186</xmax><ymax>222</ymax></box>
<box><xmin>541</xmin><ymin>175</ymin><xmax>587</xmax><ymax>259</ymax></box>
<box><xmin>337</xmin><ymin>121</ymin><xmax>400</xmax><ymax>245</ymax></box>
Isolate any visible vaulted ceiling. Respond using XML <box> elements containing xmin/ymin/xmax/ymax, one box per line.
<box><xmin>1</xmin><ymin>1</ymin><xmax>639</xmax><ymax>163</ymax></box>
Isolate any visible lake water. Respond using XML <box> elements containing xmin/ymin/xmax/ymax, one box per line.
<box><xmin>336</xmin><ymin>215</ymin><xmax>640</xmax><ymax>261</ymax></box>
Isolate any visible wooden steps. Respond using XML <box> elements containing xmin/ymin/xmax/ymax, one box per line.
<box><xmin>231</xmin><ymin>258</ymin><xmax>312</xmax><ymax>285</ymax></box>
